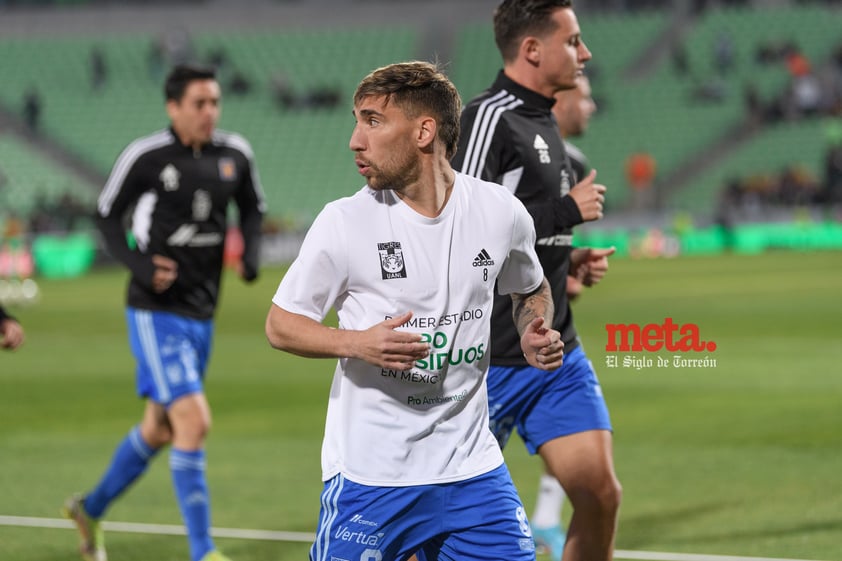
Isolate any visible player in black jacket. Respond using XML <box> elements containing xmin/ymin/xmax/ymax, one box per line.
<box><xmin>452</xmin><ymin>2</ymin><xmax>620</xmax><ymax>561</ymax></box>
<box><xmin>528</xmin><ymin>72</ymin><xmax>619</xmax><ymax>559</ymax></box>
<box><xmin>63</xmin><ymin>64</ymin><xmax>265</xmax><ymax>561</ymax></box>
<box><xmin>556</xmin><ymin>76</ymin><xmax>615</xmax><ymax>300</ymax></box>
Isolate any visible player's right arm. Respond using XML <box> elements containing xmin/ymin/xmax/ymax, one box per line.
<box><xmin>266</xmin><ymin>203</ymin><xmax>428</xmax><ymax>370</ymax></box>
<box><xmin>96</xmin><ymin>141</ymin><xmax>161</xmax><ymax>291</ymax></box>
<box><xmin>265</xmin><ymin>307</ymin><xmax>429</xmax><ymax>370</ymax></box>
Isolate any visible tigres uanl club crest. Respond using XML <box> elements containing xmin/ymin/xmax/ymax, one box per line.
<box><xmin>378</xmin><ymin>241</ymin><xmax>407</xmax><ymax>280</ymax></box>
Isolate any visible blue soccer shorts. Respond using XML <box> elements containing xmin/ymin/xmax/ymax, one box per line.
<box><xmin>126</xmin><ymin>307</ymin><xmax>213</xmax><ymax>407</ymax></box>
<box><xmin>310</xmin><ymin>464</ymin><xmax>536</xmax><ymax>561</ymax></box>
<box><xmin>488</xmin><ymin>344</ymin><xmax>612</xmax><ymax>454</ymax></box>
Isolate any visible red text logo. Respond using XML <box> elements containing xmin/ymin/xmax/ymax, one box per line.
<box><xmin>605</xmin><ymin>318</ymin><xmax>717</xmax><ymax>352</ymax></box>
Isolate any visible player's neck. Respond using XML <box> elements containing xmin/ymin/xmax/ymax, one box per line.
<box><xmin>394</xmin><ymin>158</ymin><xmax>455</xmax><ymax>218</ymax></box>
<box><xmin>503</xmin><ymin>66</ymin><xmax>556</xmax><ymax>100</ymax></box>
<box><xmin>172</xmin><ymin>126</ymin><xmax>207</xmax><ymax>153</ymax></box>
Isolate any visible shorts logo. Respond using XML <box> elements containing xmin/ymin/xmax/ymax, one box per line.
<box><xmin>472</xmin><ymin>248</ymin><xmax>494</xmax><ymax>267</ymax></box>
<box><xmin>519</xmin><ymin>538</ymin><xmax>536</xmax><ymax>552</ymax></box>
<box><xmin>349</xmin><ymin>514</ymin><xmax>379</xmax><ymax>527</ymax></box>
<box><xmin>516</xmin><ymin>506</ymin><xmax>532</xmax><ymax>537</ymax></box>
<box><xmin>378</xmin><ymin>242</ymin><xmax>407</xmax><ymax>279</ymax></box>
<box><xmin>218</xmin><ymin>157</ymin><xmax>237</xmax><ymax>181</ymax></box>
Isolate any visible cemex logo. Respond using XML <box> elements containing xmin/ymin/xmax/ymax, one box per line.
<box><xmin>605</xmin><ymin>318</ymin><xmax>717</xmax><ymax>352</ymax></box>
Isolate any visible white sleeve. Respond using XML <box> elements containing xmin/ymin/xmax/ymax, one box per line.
<box><xmin>496</xmin><ymin>198</ymin><xmax>544</xmax><ymax>296</ymax></box>
<box><xmin>272</xmin><ymin>204</ymin><xmax>348</xmax><ymax>322</ymax></box>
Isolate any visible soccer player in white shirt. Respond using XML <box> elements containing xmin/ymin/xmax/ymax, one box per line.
<box><xmin>266</xmin><ymin>61</ymin><xmax>564</xmax><ymax>561</ymax></box>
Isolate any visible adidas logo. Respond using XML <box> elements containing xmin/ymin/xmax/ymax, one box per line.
<box><xmin>473</xmin><ymin>248</ymin><xmax>495</xmax><ymax>267</ymax></box>
<box><xmin>534</xmin><ymin>134</ymin><xmax>551</xmax><ymax>164</ymax></box>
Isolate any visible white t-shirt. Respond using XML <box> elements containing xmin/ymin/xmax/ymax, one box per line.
<box><xmin>272</xmin><ymin>172</ymin><xmax>543</xmax><ymax>486</ymax></box>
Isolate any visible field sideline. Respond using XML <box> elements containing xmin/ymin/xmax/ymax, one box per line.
<box><xmin>1</xmin><ymin>251</ymin><xmax>840</xmax><ymax>561</ymax></box>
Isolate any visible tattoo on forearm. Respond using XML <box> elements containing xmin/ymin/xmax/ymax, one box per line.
<box><xmin>512</xmin><ymin>279</ymin><xmax>554</xmax><ymax>335</ymax></box>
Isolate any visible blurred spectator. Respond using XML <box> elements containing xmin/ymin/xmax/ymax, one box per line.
<box><xmin>27</xmin><ymin>192</ymin><xmax>89</xmax><ymax>234</ymax></box>
<box><xmin>713</xmin><ymin>30</ymin><xmax>735</xmax><ymax>75</ymax></box>
<box><xmin>790</xmin><ymin>71</ymin><xmax>822</xmax><ymax>117</ymax></box>
<box><xmin>625</xmin><ymin>150</ymin><xmax>657</xmax><ymax>210</ymax></box>
<box><xmin>271</xmin><ymin>72</ymin><xmax>298</xmax><ymax>110</ymax></box>
<box><xmin>671</xmin><ymin>42</ymin><xmax>689</xmax><ymax>77</ymax></box>
<box><xmin>228</xmin><ymin>70</ymin><xmax>252</xmax><ymax>96</ymax></box>
<box><xmin>22</xmin><ymin>88</ymin><xmax>41</xmax><ymax>131</ymax></box>
<box><xmin>717</xmin><ymin>164</ymin><xmax>823</xmax><ymax>216</ymax></box>
<box><xmin>146</xmin><ymin>38</ymin><xmax>166</xmax><ymax>83</ymax></box>
<box><xmin>269</xmin><ymin>73</ymin><xmax>341</xmax><ymax>111</ymax></box>
<box><xmin>743</xmin><ymin>82</ymin><xmax>766</xmax><ymax>124</ymax></box>
<box><xmin>206</xmin><ymin>46</ymin><xmax>229</xmax><ymax>75</ymax></box>
<box><xmin>822</xmin><ymin>141</ymin><xmax>842</xmax><ymax>206</ymax></box>
<box><xmin>625</xmin><ymin>150</ymin><xmax>657</xmax><ymax>191</ymax></box>
<box><xmin>714</xmin><ymin>176</ymin><xmax>741</xmax><ymax>243</ymax></box>
<box><xmin>90</xmin><ymin>45</ymin><xmax>108</xmax><ymax>92</ymax></box>
<box><xmin>754</xmin><ymin>39</ymin><xmax>798</xmax><ymax>66</ymax></box>
<box><xmin>833</xmin><ymin>41</ymin><xmax>842</xmax><ymax>72</ymax></box>
<box><xmin>785</xmin><ymin>48</ymin><xmax>811</xmax><ymax>78</ymax></box>
<box><xmin>778</xmin><ymin>165</ymin><xmax>819</xmax><ymax>206</ymax></box>
<box><xmin>303</xmin><ymin>85</ymin><xmax>341</xmax><ymax>110</ymax></box>
<box><xmin>161</xmin><ymin>28</ymin><xmax>196</xmax><ymax>66</ymax></box>
<box><xmin>689</xmin><ymin>76</ymin><xmax>727</xmax><ymax>104</ymax></box>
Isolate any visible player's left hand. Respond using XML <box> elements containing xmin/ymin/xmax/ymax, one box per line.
<box><xmin>580</xmin><ymin>246</ymin><xmax>616</xmax><ymax>286</ymax></box>
<box><xmin>521</xmin><ymin>317</ymin><xmax>563</xmax><ymax>371</ymax></box>
<box><xmin>151</xmin><ymin>254</ymin><xmax>178</xmax><ymax>293</ymax></box>
<box><xmin>235</xmin><ymin>260</ymin><xmax>258</xmax><ymax>282</ymax></box>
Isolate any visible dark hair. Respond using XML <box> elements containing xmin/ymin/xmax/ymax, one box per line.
<box><xmin>164</xmin><ymin>64</ymin><xmax>217</xmax><ymax>102</ymax></box>
<box><xmin>354</xmin><ymin>61</ymin><xmax>461</xmax><ymax>159</ymax></box>
<box><xmin>493</xmin><ymin>0</ymin><xmax>574</xmax><ymax>63</ymax></box>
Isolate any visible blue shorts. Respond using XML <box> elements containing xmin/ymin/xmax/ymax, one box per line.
<box><xmin>310</xmin><ymin>464</ymin><xmax>536</xmax><ymax>561</ymax></box>
<box><xmin>126</xmin><ymin>308</ymin><xmax>213</xmax><ymax>406</ymax></box>
<box><xmin>488</xmin><ymin>345</ymin><xmax>611</xmax><ymax>454</ymax></box>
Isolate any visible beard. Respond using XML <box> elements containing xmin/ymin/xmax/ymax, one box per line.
<box><xmin>365</xmin><ymin>147</ymin><xmax>421</xmax><ymax>192</ymax></box>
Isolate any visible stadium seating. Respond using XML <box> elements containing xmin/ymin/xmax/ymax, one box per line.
<box><xmin>0</xmin><ymin>27</ymin><xmax>418</xmax><ymax>224</ymax></box>
<box><xmin>0</xmin><ymin>134</ymin><xmax>96</xmax><ymax>220</ymax></box>
<box><xmin>0</xmin><ymin>4</ymin><xmax>839</xmax><ymax>226</ymax></box>
<box><xmin>671</xmin><ymin>119</ymin><xmax>830</xmax><ymax>214</ymax></box>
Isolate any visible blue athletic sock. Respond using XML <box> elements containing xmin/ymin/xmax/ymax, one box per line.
<box><xmin>170</xmin><ymin>448</ymin><xmax>214</xmax><ymax>561</ymax></box>
<box><xmin>84</xmin><ymin>426</ymin><xmax>159</xmax><ymax>519</ymax></box>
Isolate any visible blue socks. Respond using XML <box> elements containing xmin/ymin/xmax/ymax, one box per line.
<box><xmin>84</xmin><ymin>426</ymin><xmax>158</xmax><ymax>519</ymax></box>
<box><xmin>170</xmin><ymin>448</ymin><xmax>215</xmax><ymax>561</ymax></box>
<box><xmin>82</xmin><ymin>428</ymin><xmax>215</xmax><ymax>561</ymax></box>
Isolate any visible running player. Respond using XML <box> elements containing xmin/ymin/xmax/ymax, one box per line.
<box><xmin>452</xmin><ymin>2</ymin><xmax>621</xmax><ymax>560</ymax></box>
<box><xmin>63</xmin><ymin>63</ymin><xmax>266</xmax><ymax>561</ymax></box>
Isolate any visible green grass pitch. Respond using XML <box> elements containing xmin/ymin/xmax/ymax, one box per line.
<box><xmin>1</xmin><ymin>250</ymin><xmax>840</xmax><ymax>560</ymax></box>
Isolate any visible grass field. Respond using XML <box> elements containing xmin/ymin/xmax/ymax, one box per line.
<box><xmin>1</xmin><ymin>251</ymin><xmax>840</xmax><ymax>561</ymax></box>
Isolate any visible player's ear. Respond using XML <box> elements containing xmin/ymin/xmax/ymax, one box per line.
<box><xmin>522</xmin><ymin>36</ymin><xmax>541</xmax><ymax>65</ymax></box>
<box><xmin>165</xmin><ymin>99</ymin><xmax>179</xmax><ymax>121</ymax></box>
<box><xmin>417</xmin><ymin>116</ymin><xmax>437</xmax><ymax>152</ymax></box>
